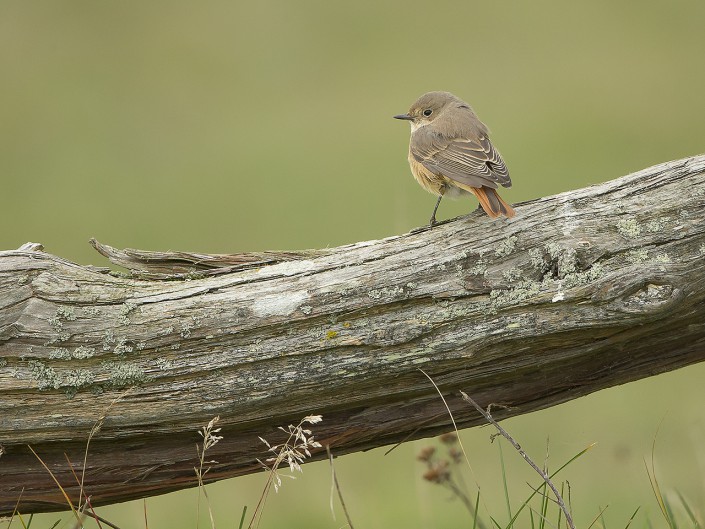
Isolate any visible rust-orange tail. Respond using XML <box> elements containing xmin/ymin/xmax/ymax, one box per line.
<box><xmin>469</xmin><ymin>187</ymin><xmax>516</xmax><ymax>218</ymax></box>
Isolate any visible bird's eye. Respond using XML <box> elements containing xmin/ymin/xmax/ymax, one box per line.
<box><xmin>423</xmin><ymin>109</ymin><xmax>433</xmax><ymax>117</ymax></box>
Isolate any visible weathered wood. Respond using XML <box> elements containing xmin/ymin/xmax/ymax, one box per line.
<box><xmin>1</xmin><ymin>155</ymin><xmax>705</xmax><ymax>514</ymax></box>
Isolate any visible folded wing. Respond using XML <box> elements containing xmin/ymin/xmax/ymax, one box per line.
<box><xmin>411</xmin><ymin>129</ymin><xmax>511</xmax><ymax>189</ymax></box>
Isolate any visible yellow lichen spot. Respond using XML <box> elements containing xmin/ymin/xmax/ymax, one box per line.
<box><xmin>326</xmin><ymin>330</ymin><xmax>339</xmax><ymax>340</ymax></box>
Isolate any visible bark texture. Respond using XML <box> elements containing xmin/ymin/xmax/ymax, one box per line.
<box><xmin>1</xmin><ymin>155</ymin><xmax>705</xmax><ymax>515</ymax></box>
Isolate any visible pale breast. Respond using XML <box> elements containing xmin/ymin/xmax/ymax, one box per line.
<box><xmin>408</xmin><ymin>151</ymin><xmax>469</xmax><ymax>198</ymax></box>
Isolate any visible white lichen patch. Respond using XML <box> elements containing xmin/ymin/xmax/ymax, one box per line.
<box><xmin>552</xmin><ymin>290</ymin><xmax>565</xmax><ymax>303</ymax></box>
<box><xmin>252</xmin><ymin>290</ymin><xmax>310</xmax><ymax>318</ymax></box>
<box><xmin>654</xmin><ymin>253</ymin><xmax>672</xmax><ymax>264</ymax></box>
<box><xmin>617</xmin><ymin>218</ymin><xmax>641</xmax><ymax>239</ymax></box>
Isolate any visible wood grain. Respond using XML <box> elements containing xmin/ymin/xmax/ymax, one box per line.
<box><xmin>1</xmin><ymin>155</ymin><xmax>704</xmax><ymax>514</ymax></box>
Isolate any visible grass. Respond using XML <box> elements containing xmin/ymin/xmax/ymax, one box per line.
<box><xmin>3</xmin><ymin>395</ymin><xmax>703</xmax><ymax>529</ymax></box>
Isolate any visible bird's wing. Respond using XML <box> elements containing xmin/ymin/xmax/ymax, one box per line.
<box><xmin>411</xmin><ymin>130</ymin><xmax>511</xmax><ymax>189</ymax></box>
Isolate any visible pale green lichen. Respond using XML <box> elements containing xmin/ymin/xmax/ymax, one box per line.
<box><xmin>654</xmin><ymin>253</ymin><xmax>672</xmax><ymax>264</ymax></box>
<box><xmin>502</xmin><ymin>268</ymin><xmax>522</xmax><ymax>282</ymax></box>
<box><xmin>645</xmin><ymin>218</ymin><xmax>668</xmax><ymax>233</ymax></box>
<box><xmin>490</xmin><ymin>280</ymin><xmax>541</xmax><ymax>308</ymax></box>
<box><xmin>528</xmin><ymin>248</ymin><xmax>545</xmax><ymax>270</ymax></box>
<box><xmin>113</xmin><ymin>337</ymin><xmax>133</xmax><ymax>355</ymax></box>
<box><xmin>73</xmin><ymin>346</ymin><xmax>97</xmax><ymax>359</ymax></box>
<box><xmin>544</xmin><ymin>242</ymin><xmax>563</xmax><ymax>261</ymax></box>
<box><xmin>154</xmin><ymin>358</ymin><xmax>174</xmax><ymax>370</ymax></box>
<box><xmin>82</xmin><ymin>307</ymin><xmax>101</xmax><ymax>317</ymax></box>
<box><xmin>119</xmin><ymin>302</ymin><xmax>138</xmax><ymax>325</ymax></box>
<box><xmin>102</xmin><ymin>361</ymin><xmax>149</xmax><ymax>388</ymax></box>
<box><xmin>62</xmin><ymin>369</ymin><xmax>95</xmax><ymax>397</ymax></box>
<box><xmin>495</xmin><ymin>236</ymin><xmax>518</xmax><ymax>258</ymax></box>
<box><xmin>617</xmin><ymin>218</ymin><xmax>641</xmax><ymax>239</ymax></box>
<box><xmin>180</xmin><ymin>323</ymin><xmax>193</xmax><ymax>339</ymax></box>
<box><xmin>49</xmin><ymin>348</ymin><xmax>72</xmax><ymax>360</ymax></box>
<box><xmin>102</xmin><ymin>330</ymin><xmax>116</xmax><ymax>351</ymax></box>
<box><xmin>557</xmin><ymin>248</ymin><xmax>578</xmax><ymax>277</ymax></box>
<box><xmin>55</xmin><ymin>306</ymin><xmax>77</xmax><ymax>322</ymax></box>
<box><xmin>368</xmin><ymin>286</ymin><xmax>405</xmax><ymax>300</ymax></box>
<box><xmin>562</xmin><ymin>263</ymin><xmax>604</xmax><ymax>289</ymax></box>
<box><xmin>468</xmin><ymin>251</ymin><xmax>489</xmax><ymax>275</ymax></box>
<box><xmin>626</xmin><ymin>249</ymin><xmax>649</xmax><ymax>264</ymax></box>
<box><xmin>28</xmin><ymin>360</ymin><xmax>95</xmax><ymax>397</ymax></box>
<box><xmin>48</xmin><ymin>307</ymin><xmax>76</xmax><ymax>343</ymax></box>
<box><xmin>469</xmin><ymin>260</ymin><xmax>488</xmax><ymax>276</ymax></box>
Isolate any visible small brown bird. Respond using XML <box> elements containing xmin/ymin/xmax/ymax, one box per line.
<box><xmin>394</xmin><ymin>91</ymin><xmax>515</xmax><ymax>225</ymax></box>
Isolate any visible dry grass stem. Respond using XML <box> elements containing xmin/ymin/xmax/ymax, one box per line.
<box><xmin>195</xmin><ymin>415</ymin><xmax>223</xmax><ymax>529</ymax></box>
<box><xmin>460</xmin><ymin>391</ymin><xmax>576</xmax><ymax>529</ymax></box>
<box><xmin>248</xmin><ymin>415</ymin><xmax>322</xmax><ymax>529</ymax></box>
<box><xmin>326</xmin><ymin>445</ymin><xmax>355</xmax><ymax>529</ymax></box>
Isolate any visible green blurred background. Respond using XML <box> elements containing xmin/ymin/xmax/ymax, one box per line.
<box><xmin>2</xmin><ymin>0</ymin><xmax>705</xmax><ymax>527</ymax></box>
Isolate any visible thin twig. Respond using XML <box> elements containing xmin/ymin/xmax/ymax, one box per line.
<box><xmin>326</xmin><ymin>445</ymin><xmax>355</xmax><ymax>529</ymax></box>
<box><xmin>460</xmin><ymin>391</ymin><xmax>575</xmax><ymax>529</ymax></box>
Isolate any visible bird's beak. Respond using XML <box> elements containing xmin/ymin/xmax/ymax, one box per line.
<box><xmin>393</xmin><ymin>113</ymin><xmax>414</xmax><ymax>121</ymax></box>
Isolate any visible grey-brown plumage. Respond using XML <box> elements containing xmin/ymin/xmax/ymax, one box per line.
<box><xmin>394</xmin><ymin>91</ymin><xmax>515</xmax><ymax>225</ymax></box>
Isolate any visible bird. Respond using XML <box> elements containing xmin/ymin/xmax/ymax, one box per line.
<box><xmin>394</xmin><ymin>91</ymin><xmax>515</xmax><ymax>226</ymax></box>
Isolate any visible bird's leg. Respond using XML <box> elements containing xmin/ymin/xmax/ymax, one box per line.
<box><xmin>429</xmin><ymin>193</ymin><xmax>444</xmax><ymax>226</ymax></box>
